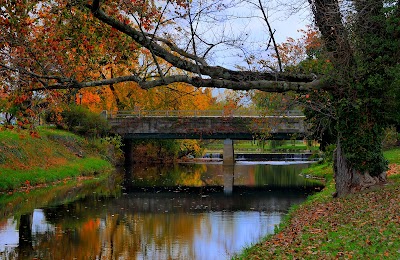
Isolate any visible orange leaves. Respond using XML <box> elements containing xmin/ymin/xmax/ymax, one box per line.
<box><xmin>277</xmin><ymin>25</ymin><xmax>323</xmax><ymax>68</ymax></box>
<box><xmin>387</xmin><ymin>163</ymin><xmax>400</xmax><ymax>176</ymax></box>
<box><xmin>223</xmin><ymin>102</ymin><xmax>237</xmax><ymax>116</ymax></box>
<box><xmin>138</xmin><ymin>83</ymin><xmax>215</xmax><ymax>111</ymax></box>
<box><xmin>30</xmin><ymin>130</ymin><xmax>40</xmax><ymax>138</ymax></box>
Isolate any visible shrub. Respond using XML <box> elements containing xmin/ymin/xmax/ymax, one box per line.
<box><xmin>130</xmin><ymin>139</ymin><xmax>181</xmax><ymax>163</ymax></box>
<box><xmin>48</xmin><ymin>105</ymin><xmax>110</xmax><ymax>137</ymax></box>
<box><xmin>382</xmin><ymin>126</ymin><xmax>398</xmax><ymax>149</ymax></box>
<box><xmin>99</xmin><ymin>135</ymin><xmax>125</xmax><ymax>165</ymax></box>
<box><xmin>177</xmin><ymin>140</ymin><xmax>204</xmax><ymax>158</ymax></box>
<box><xmin>321</xmin><ymin>143</ymin><xmax>336</xmax><ymax>164</ymax></box>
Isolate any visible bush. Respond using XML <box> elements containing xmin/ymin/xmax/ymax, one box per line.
<box><xmin>88</xmin><ymin>135</ymin><xmax>125</xmax><ymax>165</ymax></box>
<box><xmin>177</xmin><ymin>140</ymin><xmax>204</xmax><ymax>158</ymax></box>
<box><xmin>382</xmin><ymin>126</ymin><xmax>398</xmax><ymax>149</ymax></box>
<box><xmin>321</xmin><ymin>143</ymin><xmax>336</xmax><ymax>164</ymax></box>
<box><xmin>49</xmin><ymin>105</ymin><xmax>110</xmax><ymax>137</ymax></box>
<box><xmin>130</xmin><ymin>139</ymin><xmax>181</xmax><ymax>163</ymax></box>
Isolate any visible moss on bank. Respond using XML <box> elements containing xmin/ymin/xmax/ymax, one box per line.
<box><xmin>0</xmin><ymin>127</ymin><xmax>115</xmax><ymax>192</ymax></box>
<box><xmin>234</xmin><ymin>147</ymin><xmax>400</xmax><ymax>259</ymax></box>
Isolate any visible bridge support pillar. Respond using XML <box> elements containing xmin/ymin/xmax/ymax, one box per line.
<box><xmin>223</xmin><ymin>165</ymin><xmax>234</xmax><ymax>195</ymax></box>
<box><xmin>223</xmin><ymin>138</ymin><xmax>235</xmax><ymax>165</ymax></box>
<box><xmin>123</xmin><ymin>139</ymin><xmax>133</xmax><ymax>166</ymax></box>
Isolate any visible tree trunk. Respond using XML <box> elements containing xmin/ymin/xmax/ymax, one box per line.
<box><xmin>18</xmin><ymin>213</ymin><xmax>34</xmax><ymax>257</ymax></box>
<box><xmin>334</xmin><ymin>140</ymin><xmax>387</xmax><ymax>197</ymax></box>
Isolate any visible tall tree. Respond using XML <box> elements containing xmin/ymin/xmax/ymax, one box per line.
<box><xmin>1</xmin><ymin>0</ymin><xmax>399</xmax><ymax>196</ymax></box>
<box><xmin>308</xmin><ymin>0</ymin><xmax>400</xmax><ymax>196</ymax></box>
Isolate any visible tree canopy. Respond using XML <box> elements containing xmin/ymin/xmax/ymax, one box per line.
<box><xmin>0</xmin><ymin>0</ymin><xmax>320</xmax><ymax>93</ymax></box>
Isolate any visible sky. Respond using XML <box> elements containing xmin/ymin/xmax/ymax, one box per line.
<box><xmin>195</xmin><ymin>1</ymin><xmax>312</xmax><ymax>96</ymax></box>
<box><xmin>210</xmin><ymin>1</ymin><xmax>312</xmax><ymax>69</ymax></box>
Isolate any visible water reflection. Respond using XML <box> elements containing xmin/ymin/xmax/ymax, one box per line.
<box><xmin>223</xmin><ymin>165</ymin><xmax>234</xmax><ymax>195</ymax></box>
<box><xmin>125</xmin><ymin>161</ymin><xmax>319</xmax><ymax>191</ymax></box>
<box><xmin>0</xmin><ymin>162</ymin><xmax>322</xmax><ymax>260</ymax></box>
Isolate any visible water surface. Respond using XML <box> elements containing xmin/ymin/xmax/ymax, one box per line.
<box><xmin>0</xmin><ymin>161</ymin><xmax>321</xmax><ymax>260</ymax></box>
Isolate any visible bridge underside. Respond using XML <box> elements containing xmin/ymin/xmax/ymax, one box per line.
<box><xmin>111</xmin><ymin>116</ymin><xmax>307</xmax><ymax>164</ymax></box>
<box><xmin>109</xmin><ymin>116</ymin><xmax>305</xmax><ymax>165</ymax></box>
<box><xmin>121</xmin><ymin>132</ymin><xmax>305</xmax><ymax>140</ymax></box>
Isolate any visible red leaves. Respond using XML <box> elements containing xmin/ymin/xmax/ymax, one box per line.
<box><xmin>30</xmin><ymin>131</ymin><xmax>40</xmax><ymax>138</ymax></box>
<box><xmin>13</xmin><ymin>94</ymin><xmax>28</xmax><ymax>104</ymax></box>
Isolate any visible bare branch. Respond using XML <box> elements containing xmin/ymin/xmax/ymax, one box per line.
<box><xmin>143</xmin><ymin>32</ymin><xmax>207</xmax><ymax>66</ymax></box>
<box><xmin>88</xmin><ymin>2</ymin><xmax>316</xmax><ymax>83</ymax></box>
<box><xmin>256</xmin><ymin>0</ymin><xmax>283</xmax><ymax>72</ymax></box>
<box><xmin>1</xmin><ymin>1</ymin><xmax>322</xmax><ymax>95</ymax></box>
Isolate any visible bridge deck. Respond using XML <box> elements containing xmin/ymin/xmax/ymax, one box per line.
<box><xmin>105</xmin><ymin>109</ymin><xmax>304</xmax><ymax>118</ymax></box>
<box><xmin>106</xmin><ymin>110</ymin><xmax>306</xmax><ymax>140</ymax></box>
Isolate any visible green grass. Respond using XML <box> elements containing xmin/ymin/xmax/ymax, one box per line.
<box><xmin>0</xmin><ymin>127</ymin><xmax>114</xmax><ymax>192</ymax></box>
<box><xmin>384</xmin><ymin>147</ymin><xmax>400</xmax><ymax>164</ymax></box>
<box><xmin>301</xmin><ymin>162</ymin><xmax>333</xmax><ymax>181</ymax></box>
<box><xmin>234</xmin><ymin>146</ymin><xmax>400</xmax><ymax>259</ymax></box>
<box><xmin>37</xmin><ymin>125</ymin><xmax>82</xmax><ymax>137</ymax></box>
<box><xmin>235</xmin><ymin>178</ymin><xmax>400</xmax><ymax>259</ymax></box>
<box><xmin>0</xmin><ymin>130</ymin><xmax>21</xmax><ymax>141</ymax></box>
<box><xmin>204</xmin><ymin>140</ymin><xmax>319</xmax><ymax>153</ymax></box>
<box><xmin>0</xmin><ymin>157</ymin><xmax>112</xmax><ymax>191</ymax></box>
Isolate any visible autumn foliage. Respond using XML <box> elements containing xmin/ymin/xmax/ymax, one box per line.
<box><xmin>0</xmin><ymin>0</ymin><xmax>216</xmax><ymax>127</ymax></box>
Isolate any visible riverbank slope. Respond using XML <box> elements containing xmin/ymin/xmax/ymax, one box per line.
<box><xmin>235</xmin><ymin>148</ymin><xmax>400</xmax><ymax>259</ymax></box>
<box><xmin>0</xmin><ymin>127</ymin><xmax>116</xmax><ymax>192</ymax></box>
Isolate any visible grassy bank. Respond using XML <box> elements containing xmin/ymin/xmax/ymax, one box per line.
<box><xmin>0</xmin><ymin>170</ymin><xmax>123</xmax><ymax>220</ymax></box>
<box><xmin>0</xmin><ymin>127</ymin><xmax>114</xmax><ymax>192</ymax></box>
<box><xmin>235</xmin><ymin>147</ymin><xmax>400</xmax><ymax>259</ymax></box>
<box><xmin>204</xmin><ymin>140</ymin><xmax>320</xmax><ymax>154</ymax></box>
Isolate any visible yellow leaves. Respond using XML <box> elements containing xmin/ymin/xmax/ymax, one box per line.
<box><xmin>140</xmin><ymin>83</ymin><xmax>214</xmax><ymax>111</ymax></box>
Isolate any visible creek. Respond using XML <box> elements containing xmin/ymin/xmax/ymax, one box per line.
<box><xmin>0</xmin><ymin>161</ymin><xmax>322</xmax><ymax>260</ymax></box>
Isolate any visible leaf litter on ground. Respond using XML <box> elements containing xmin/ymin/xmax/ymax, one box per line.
<box><xmin>235</xmin><ymin>165</ymin><xmax>400</xmax><ymax>259</ymax></box>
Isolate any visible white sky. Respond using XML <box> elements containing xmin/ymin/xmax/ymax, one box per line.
<box><xmin>201</xmin><ymin>1</ymin><xmax>312</xmax><ymax>97</ymax></box>
<box><xmin>210</xmin><ymin>1</ymin><xmax>312</xmax><ymax>69</ymax></box>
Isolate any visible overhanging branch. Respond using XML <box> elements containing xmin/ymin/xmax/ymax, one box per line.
<box><xmin>30</xmin><ymin>74</ymin><xmax>142</xmax><ymax>91</ymax></box>
<box><xmin>30</xmin><ymin>73</ymin><xmax>326</xmax><ymax>93</ymax></box>
<box><xmin>87</xmin><ymin>2</ymin><xmax>317</xmax><ymax>84</ymax></box>
<box><xmin>2</xmin><ymin>1</ymin><xmax>327</xmax><ymax>94</ymax></box>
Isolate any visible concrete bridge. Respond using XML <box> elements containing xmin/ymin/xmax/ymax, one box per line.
<box><xmin>106</xmin><ymin>110</ymin><xmax>307</xmax><ymax>164</ymax></box>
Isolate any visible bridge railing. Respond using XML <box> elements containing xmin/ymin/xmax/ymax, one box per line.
<box><xmin>105</xmin><ymin>109</ymin><xmax>305</xmax><ymax>119</ymax></box>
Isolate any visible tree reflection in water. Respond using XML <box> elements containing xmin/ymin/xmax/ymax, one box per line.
<box><xmin>0</xmin><ymin>162</ymin><xmax>322</xmax><ymax>259</ymax></box>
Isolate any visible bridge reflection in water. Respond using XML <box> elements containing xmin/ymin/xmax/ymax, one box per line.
<box><xmin>105</xmin><ymin>110</ymin><xmax>307</xmax><ymax>165</ymax></box>
<box><xmin>124</xmin><ymin>161</ymin><xmax>321</xmax><ymax>196</ymax></box>
<box><xmin>0</xmin><ymin>163</ymin><xmax>322</xmax><ymax>260</ymax></box>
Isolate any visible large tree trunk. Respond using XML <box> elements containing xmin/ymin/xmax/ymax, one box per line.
<box><xmin>310</xmin><ymin>0</ymin><xmax>391</xmax><ymax>197</ymax></box>
<box><xmin>334</xmin><ymin>140</ymin><xmax>387</xmax><ymax>197</ymax></box>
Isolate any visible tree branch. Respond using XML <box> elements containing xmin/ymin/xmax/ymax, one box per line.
<box><xmin>30</xmin><ymin>74</ymin><xmax>142</xmax><ymax>91</ymax></box>
<box><xmin>257</xmin><ymin>0</ymin><xmax>283</xmax><ymax>72</ymax></box>
<box><xmin>2</xmin><ymin>1</ymin><xmax>325</xmax><ymax>95</ymax></box>
<box><xmin>29</xmin><ymin>73</ymin><xmax>325</xmax><ymax>93</ymax></box>
<box><xmin>88</xmin><ymin>2</ymin><xmax>316</xmax><ymax>83</ymax></box>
